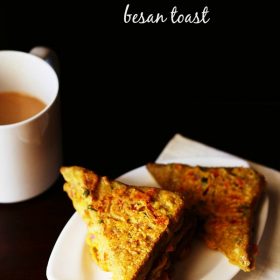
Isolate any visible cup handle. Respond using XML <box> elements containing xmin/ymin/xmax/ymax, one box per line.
<box><xmin>29</xmin><ymin>46</ymin><xmax>60</xmax><ymax>76</ymax></box>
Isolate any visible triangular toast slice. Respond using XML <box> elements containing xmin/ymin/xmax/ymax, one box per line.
<box><xmin>146</xmin><ymin>163</ymin><xmax>265</xmax><ymax>272</ymax></box>
<box><xmin>61</xmin><ymin>166</ymin><xmax>196</xmax><ymax>280</ymax></box>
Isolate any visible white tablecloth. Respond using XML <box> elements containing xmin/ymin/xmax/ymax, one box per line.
<box><xmin>156</xmin><ymin>134</ymin><xmax>280</xmax><ymax>279</ymax></box>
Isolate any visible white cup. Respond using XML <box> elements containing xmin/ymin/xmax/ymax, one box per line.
<box><xmin>0</xmin><ymin>48</ymin><xmax>62</xmax><ymax>203</ymax></box>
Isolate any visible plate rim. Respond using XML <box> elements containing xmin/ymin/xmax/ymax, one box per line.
<box><xmin>47</xmin><ymin>158</ymin><xmax>269</xmax><ymax>280</ymax></box>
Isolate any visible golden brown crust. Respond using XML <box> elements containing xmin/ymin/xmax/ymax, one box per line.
<box><xmin>147</xmin><ymin>211</ymin><xmax>196</xmax><ymax>279</ymax></box>
<box><xmin>147</xmin><ymin>163</ymin><xmax>266</xmax><ymax>272</ymax></box>
<box><xmin>61</xmin><ymin>166</ymin><xmax>194</xmax><ymax>280</ymax></box>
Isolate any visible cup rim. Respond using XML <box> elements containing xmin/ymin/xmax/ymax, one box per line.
<box><xmin>0</xmin><ymin>50</ymin><xmax>59</xmax><ymax>129</ymax></box>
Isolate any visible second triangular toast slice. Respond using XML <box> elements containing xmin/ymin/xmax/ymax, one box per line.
<box><xmin>146</xmin><ymin>163</ymin><xmax>265</xmax><ymax>272</ymax></box>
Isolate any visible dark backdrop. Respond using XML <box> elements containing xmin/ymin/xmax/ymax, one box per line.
<box><xmin>0</xmin><ymin>2</ymin><xmax>279</xmax><ymax>280</ymax></box>
<box><xmin>1</xmin><ymin>2</ymin><xmax>279</xmax><ymax>176</ymax></box>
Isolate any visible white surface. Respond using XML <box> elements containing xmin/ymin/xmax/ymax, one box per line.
<box><xmin>0</xmin><ymin>51</ymin><xmax>61</xmax><ymax>203</ymax></box>
<box><xmin>47</xmin><ymin>156</ymin><xmax>269</xmax><ymax>280</ymax></box>
<box><xmin>157</xmin><ymin>134</ymin><xmax>280</xmax><ymax>279</ymax></box>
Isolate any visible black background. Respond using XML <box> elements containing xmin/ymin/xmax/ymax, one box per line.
<box><xmin>1</xmin><ymin>1</ymin><xmax>279</xmax><ymax>175</ymax></box>
<box><xmin>0</xmin><ymin>2</ymin><xmax>279</xmax><ymax>279</ymax></box>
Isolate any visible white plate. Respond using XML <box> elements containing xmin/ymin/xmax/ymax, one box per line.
<box><xmin>47</xmin><ymin>158</ymin><xmax>269</xmax><ymax>280</ymax></box>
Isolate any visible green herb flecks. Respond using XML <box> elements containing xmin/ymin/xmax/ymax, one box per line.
<box><xmin>83</xmin><ymin>189</ymin><xmax>90</xmax><ymax>197</ymax></box>
<box><xmin>88</xmin><ymin>205</ymin><xmax>97</xmax><ymax>211</ymax></box>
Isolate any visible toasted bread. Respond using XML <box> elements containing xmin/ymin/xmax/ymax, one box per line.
<box><xmin>61</xmin><ymin>166</ymin><xmax>196</xmax><ymax>280</ymax></box>
<box><xmin>146</xmin><ymin>163</ymin><xmax>265</xmax><ymax>272</ymax></box>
